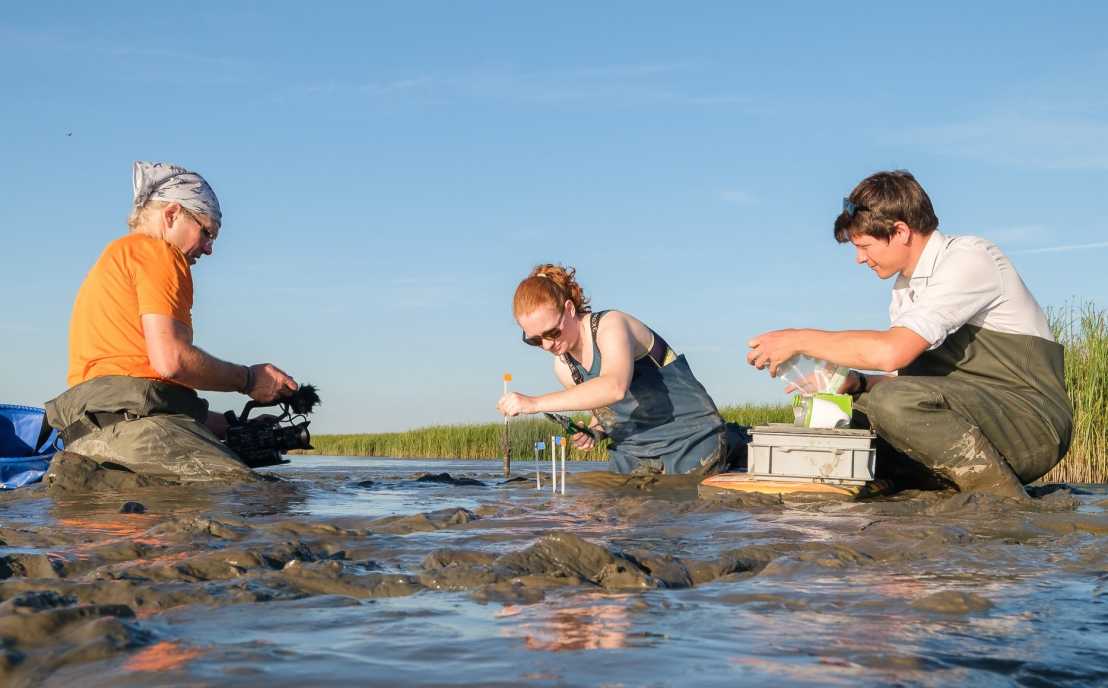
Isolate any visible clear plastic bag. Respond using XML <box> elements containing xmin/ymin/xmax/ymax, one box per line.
<box><xmin>776</xmin><ymin>356</ymin><xmax>852</xmax><ymax>428</ymax></box>
<box><xmin>776</xmin><ymin>355</ymin><xmax>848</xmax><ymax>395</ymax></box>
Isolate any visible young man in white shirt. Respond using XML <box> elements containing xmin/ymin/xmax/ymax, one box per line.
<box><xmin>747</xmin><ymin>170</ymin><xmax>1072</xmax><ymax>499</ymax></box>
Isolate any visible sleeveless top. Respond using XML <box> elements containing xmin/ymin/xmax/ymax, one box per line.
<box><xmin>563</xmin><ymin>311</ymin><xmax>725</xmax><ymax>474</ymax></box>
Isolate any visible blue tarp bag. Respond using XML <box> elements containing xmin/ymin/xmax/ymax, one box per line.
<box><xmin>0</xmin><ymin>404</ymin><xmax>60</xmax><ymax>489</ymax></box>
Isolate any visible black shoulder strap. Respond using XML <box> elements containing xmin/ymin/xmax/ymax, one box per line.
<box><xmin>591</xmin><ymin>311</ymin><xmax>604</xmax><ymax>338</ymax></box>
<box><xmin>562</xmin><ymin>311</ymin><xmax>606</xmax><ymax>386</ymax></box>
<box><xmin>563</xmin><ymin>354</ymin><xmax>585</xmax><ymax>385</ymax></box>
<box><xmin>646</xmin><ymin>329</ymin><xmax>672</xmax><ymax>367</ymax></box>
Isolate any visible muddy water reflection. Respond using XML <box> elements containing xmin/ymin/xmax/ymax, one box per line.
<box><xmin>0</xmin><ymin>456</ymin><xmax>1105</xmax><ymax>687</ymax></box>
<box><xmin>500</xmin><ymin>595</ymin><xmax>635</xmax><ymax>652</ymax></box>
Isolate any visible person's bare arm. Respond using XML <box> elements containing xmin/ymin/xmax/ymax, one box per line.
<box><xmin>142</xmin><ymin>314</ymin><xmax>297</xmax><ymax>402</ymax></box>
<box><xmin>747</xmin><ymin>327</ymin><xmax>929</xmax><ymax>376</ymax></box>
<box><xmin>498</xmin><ymin>315</ymin><xmax>635</xmax><ymax>415</ymax></box>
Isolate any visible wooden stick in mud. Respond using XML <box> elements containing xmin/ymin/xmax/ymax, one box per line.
<box><xmin>502</xmin><ymin>373</ymin><xmax>512</xmax><ymax>477</ymax></box>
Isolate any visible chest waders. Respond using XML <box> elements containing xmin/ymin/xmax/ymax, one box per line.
<box><xmin>563</xmin><ymin>311</ymin><xmax>742</xmax><ymax>476</ymax></box>
<box><xmin>853</xmin><ymin>325</ymin><xmax>1072</xmax><ymax>496</ymax></box>
<box><xmin>45</xmin><ymin>376</ymin><xmax>255</xmax><ymax>483</ymax></box>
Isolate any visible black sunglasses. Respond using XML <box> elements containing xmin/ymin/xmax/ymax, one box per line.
<box><xmin>521</xmin><ymin>306</ymin><xmax>567</xmax><ymax>347</ymax></box>
<box><xmin>522</xmin><ymin>325</ymin><xmax>563</xmax><ymax>347</ymax></box>
<box><xmin>183</xmin><ymin>208</ymin><xmax>217</xmax><ymax>241</ymax></box>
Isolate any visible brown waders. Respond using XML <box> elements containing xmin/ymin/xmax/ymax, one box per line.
<box><xmin>853</xmin><ymin>325</ymin><xmax>1072</xmax><ymax>498</ymax></box>
<box><xmin>45</xmin><ymin>376</ymin><xmax>255</xmax><ymax>483</ymax></box>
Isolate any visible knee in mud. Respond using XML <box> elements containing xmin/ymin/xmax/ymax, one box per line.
<box><xmin>859</xmin><ymin>382</ymin><xmax>899</xmax><ymax>435</ymax></box>
<box><xmin>864</xmin><ymin>379</ymin><xmax>939</xmax><ymax>438</ymax></box>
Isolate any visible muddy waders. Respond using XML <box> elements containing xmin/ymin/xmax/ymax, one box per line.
<box><xmin>45</xmin><ymin>376</ymin><xmax>255</xmax><ymax>483</ymax></box>
<box><xmin>853</xmin><ymin>325</ymin><xmax>1072</xmax><ymax>498</ymax></box>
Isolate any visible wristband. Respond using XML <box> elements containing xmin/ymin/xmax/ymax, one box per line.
<box><xmin>240</xmin><ymin>365</ymin><xmax>255</xmax><ymax>395</ymax></box>
<box><xmin>855</xmin><ymin>372</ymin><xmax>868</xmax><ymax>395</ymax></box>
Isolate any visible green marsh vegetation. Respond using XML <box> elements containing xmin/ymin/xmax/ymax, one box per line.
<box><xmin>1042</xmin><ymin>301</ymin><xmax>1107</xmax><ymax>484</ymax></box>
<box><xmin>311</xmin><ymin>302</ymin><xmax>1106</xmax><ymax>483</ymax></box>
<box><xmin>310</xmin><ymin>404</ymin><xmax>792</xmax><ymax>462</ymax></box>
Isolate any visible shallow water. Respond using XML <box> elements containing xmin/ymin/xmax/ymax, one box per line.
<box><xmin>2</xmin><ymin>456</ymin><xmax>1107</xmax><ymax>687</ymax></box>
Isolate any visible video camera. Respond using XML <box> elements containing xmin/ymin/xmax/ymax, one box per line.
<box><xmin>223</xmin><ymin>384</ymin><xmax>320</xmax><ymax>468</ymax></box>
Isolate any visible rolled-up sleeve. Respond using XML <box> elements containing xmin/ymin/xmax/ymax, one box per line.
<box><xmin>891</xmin><ymin>247</ymin><xmax>1003</xmax><ymax>349</ymax></box>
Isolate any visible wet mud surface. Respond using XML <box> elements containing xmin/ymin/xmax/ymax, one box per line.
<box><xmin>1</xmin><ymin>455</ymin><xmax>1106</xmax><ymax>687</ymax></box>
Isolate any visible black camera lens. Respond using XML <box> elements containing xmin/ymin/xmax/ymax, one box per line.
<box><xmin>276</xmin><ymin>422</ymin><xmax>312</xmax><ymax>451</ymax></box>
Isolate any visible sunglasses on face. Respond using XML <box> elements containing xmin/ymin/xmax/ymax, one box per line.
<box><xmin>183</xmin><ymin>208</ymin><xmax>217</xmax><ymax>242</ymax></box>
<box><xmin>521</xmin><ymin>306</ymin><xmax>567</xmax><ymax>347</ymax></box>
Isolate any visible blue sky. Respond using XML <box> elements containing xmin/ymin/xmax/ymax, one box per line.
<box><xmin>3</xmin><ymin>2</ymin><xmax>1106</xmax><ymax>433</ymax></box>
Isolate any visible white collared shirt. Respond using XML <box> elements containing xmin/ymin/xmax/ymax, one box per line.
<box><xmin>889</xmin><ymin>230</ymin><xmax>1054</xmax><ymax>349</ymax></box>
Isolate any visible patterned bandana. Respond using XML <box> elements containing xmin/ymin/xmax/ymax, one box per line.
<box><xmin>132</xmin><ymin>161</ymin><xmax>222</xmax><ymax>225</ymax></box>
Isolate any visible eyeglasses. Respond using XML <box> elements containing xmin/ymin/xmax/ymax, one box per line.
<box><xmin>183</xmin><ymin>208</ymin><xmax>217</xmax><ymax>242</ymax></box>
<box><xmin>842</xmin><ymin>198</ymin><xmax>867</xmax><ymax>217</ymax></box>
<box><xmin>521</xmin><ymin>306</ymin><xmax>568</xmax><ymax>347</ymax></box>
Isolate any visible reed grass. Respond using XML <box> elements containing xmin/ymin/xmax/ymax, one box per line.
<box><xmin>1041</xmin><ymin>301</ymin><xmax>1108</xmax><ymax>484</ymax></box>
<box><xmin>309</xmin><ymin>404</ymin><xmax>792</xmax><ymax>462</ymax></box>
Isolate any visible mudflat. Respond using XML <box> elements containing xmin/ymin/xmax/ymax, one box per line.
<box><xmin>1</xmin><ymin>454</ymin><xmax>1106</xmax><ymax>687</ymax></box>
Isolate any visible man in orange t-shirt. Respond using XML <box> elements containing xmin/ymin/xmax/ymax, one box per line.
<box><xmin>46</xmin><ymin>161</ymin><xmax>299</xmax><ymax>482</ymax></box>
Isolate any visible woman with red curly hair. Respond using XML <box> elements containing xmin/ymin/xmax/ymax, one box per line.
<box><xmin>497</xmin><ymin>264</ymin><xmax>745</xmax><ymax>476</ymax></box>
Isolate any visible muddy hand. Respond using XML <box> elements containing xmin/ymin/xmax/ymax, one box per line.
<box><xmin>572</xmin><ymin>431</ymin><xmax>595</xmax><ymax>450</ymax></box>
<box><xmin>497</xmin><ymin>392</ymin><xmax>536</xmax><ymax>417</ymax></box>
<box><xmin>249</xmin><ymin>363</ymin><xmax>298</xmax><ymax>403</ymax></box>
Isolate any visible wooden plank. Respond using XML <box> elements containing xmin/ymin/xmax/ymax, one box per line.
<box><xmin>700</xmin><ymin>472</ymin><xmax>863</xmax><ymax>497</ymax></box>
